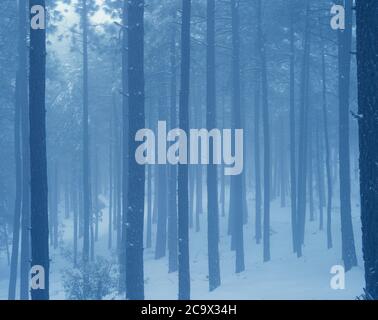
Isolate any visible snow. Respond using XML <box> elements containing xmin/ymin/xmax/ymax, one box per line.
<box><xmin>0</xmin><ymin>193</ymin><xmax>365</xmax><ymax>300</ymax></box>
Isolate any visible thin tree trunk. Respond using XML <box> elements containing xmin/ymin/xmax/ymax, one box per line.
<box><xmin>155</xmin><ymin>93</ymin><xmax>168</xmax><ymax>259</ymax></box>
<box><xmin>120</xmin><ymin>0</ymin><xmax>129</xmax><ymax>293</ymax></box>
<box><xmin>289</xmin><ymin>2</ymin><xmax>297</xmax><ymax>252</ymax></box>
<box><xmin>315</xmin><ymin>120</ymin><xmax>324</xmax><ymax>230</ymax></box>
<box><xmin>82</xmin><ymin>0</ymin><xmax>91</xmax><ymax>264</ymax></box>
<box><xmin>295</xmin><ymin>0</ymin><xmax>311</xmax><ymax>257</ymax></box>
<box><xmin>168</xmin><ymin>22</ymin><xmax>178</xmax><ymax>273</ymax></box>
<box><xmin>72</xmin><ymin>160</ymin><xmax>78</xmax><ymax>267</ymax></box>
<box><xmin>254</xmin><ymin>75</ymin><xmax>262</xmax><ymax>245</ymax></box>
<box><xmin>195</xmin><ymin>165</ymin><xmax>202</xmax><ymax>232</ymax></box>
<box><xmin>280</xmin><ymin>117</ymin><xmax>286</xmax><ymax>208</ymax></box>
<box><xmin>321</xmin><ymin>39</ymin><xmax>333</xmax><ymax>249</ymax></box>
<box><xmin>308</xmin><ymin>114</ymin><xmax>314</xmax><ymax>222</ymax></box>
<box><xmin>8</xmin><ymin>0</ymin><xmax>27</xmax><ymax>301</ymax></box>
<box><xmin>108</xmin><ymin>100</ymin><xmax>113</xmax><ymax>249</ymax></box>
<box><xmin>146</xmin><ymin>165</ymin><xmax>152</xmax><ymax>249</ymax></box>
<box><xmin>53</xmin><ymin>162</ymin><xmax>59</xmax><ymax>250</ymax></box>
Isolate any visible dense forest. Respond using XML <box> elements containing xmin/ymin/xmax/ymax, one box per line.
<box><xmin>0</xmin><ymin>0</ymin><xmax>377</xmax><ymax>300</ymax></box>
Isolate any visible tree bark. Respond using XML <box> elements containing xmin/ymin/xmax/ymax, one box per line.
<box><xmin>178</xmin><ymin>0</ymin><xmax>191</xmax><ymax>300</ymax></box>
<box><xmin>126</xmin><ymin>0</ymin><xmax>145</xmax><ymax>300</ymax></box>
<box><xmin>356</xmin><ymin>0</ymin><xmax>378</xmax><ymax>299</ymax></box>
<box><xmin>29</xmin><ymin>0</ymin><xmax>49</xmax><ymax>300</ymax></box>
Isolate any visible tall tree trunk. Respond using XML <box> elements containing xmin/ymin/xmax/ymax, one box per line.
<box><xmin>126</xmin><ymin>0</ymin><xmax>145</xmax><ymax>300</ymax></box>
<box><xmin>168</xmin><ymin>23</ymin><xmax>178</xmax><ymax>273</ymax></box>
<box><xmin>321</xmin><ymin>38</ymin><xmax>333</xmax><ymax>249</ymax></box>
<box><xmin>356</xmin><ymin>0</ymin><xmax>378</xmax><ymax>299</ymax></box>
<box><xmin>19</xmin><ymin>0</ymin><xmax>30</xmax><ymax>299</ymax></box>
<box><xmin>146</xmin><ymin>165</ymin><xmax>152</xmax><ymax>249</ymax></box>
<box><xmin>82</xmin><ymin>0</ymin><xmax>91</xmax><ymax>264</ymax></box>
<box><xmin>94</xmin><ymin>148</ymin><xmax>99</xmax><ymax>241</ymax></box>
<box><xmin>315</xmin><ymin>120</ymin><xmax>325</xmax><ymax>230</ymax></box>
<box><xmin>229</xmin><ymin>0</ymin><xmax>245</xmax><ymax>272</ymax></box>
<box><xmin>119</xmin><ymin>0</ymin><xmax>129</xmax><ymax>292</ymax></box>
<box><xmin>115</xmin><ymin>120</ymin><xmax>122</xmax><ymax>249</ymax></box>
<box><xmin>206</xmin><ymin>0</ymin><xmax>221</xmax><ymax>291</ymax></box>
<box><xmin>29</xmin><ymin>0</ymin><xmax>49</xmax><ymax>300</ymax></box>
<box><xmin>189</xmin><ymin>165</ymin><xmax>195</xmax><ymax>229</ymax></box>
<box><xmin>279</xmin><ymin>117</ymin><xmax>286</xmax><ymax>208</ymax></box>
<box><xmin>178</xmin><ymin>0</ymin><xmax>191</xmax><ymax>300</ymax></box>
<box><xmin>53</xmin><ymin>162</ymin><xmax>59</xmax><ymax>249</ymax></box>
<box><xmin>257</xmin><ymin>0</ymin><xmax>271</xmax><ymax>262</ymax></box>
<box><xmin>155</xmin><ymin>93</ymin><xmax>168</xmax><ymax>259</ymax></box>
<box><xmin>254</xmin><ymin>76</ymin><xmax>262</xmax><ymax>245</ymax></box>
<box><xmin>308</xmin><ymin>113</ymin><xmax>314</xmax><ymax>222</ymax></box>
<box><xmin>288</xmin><ymin>3</ymin><xmax>297</xmax><ymax>252</ymax></box>
<box><xmin>295</xmin><ymin>0</ymin><xmax>310</xmax><ymax>257</ymax></box>
<box><xmin>337</xmin><ymin>0</ymin><xmax>357</xmax><ymax>271</ymax></box>
<box><xmin>64</xmin><ymin>172</ymin><xmax>70</xmax><ymax>219</ymax></box>
<box><xmin>8</xmin><ymin>0</ymin><xmax>27</xmax><ymax>301</ymax></box>
<box><xmin>195</xmin><ymin>166</ymin><xmax>202</xmax><ymax>232</ymax></box>
<box><xmin>108</xmin><ymin>100</ymin><xmax>113</xmax><ymax>249</ymax></box>
<box><xmin>72</xmin><ymin>160</ymin><xmax>78</xmax><ymax>266</ymax></box>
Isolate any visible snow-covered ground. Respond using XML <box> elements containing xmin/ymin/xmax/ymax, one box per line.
<box><xmin>0</xmin><ymin>193</ymin><xmax>364</xmax><ymax>300</ymax></box>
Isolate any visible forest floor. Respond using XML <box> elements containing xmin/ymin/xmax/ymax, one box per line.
<box><xmin>0</xmin><ymin>192</ymin><xmax>365</xmax><ymax>300</ymax></box>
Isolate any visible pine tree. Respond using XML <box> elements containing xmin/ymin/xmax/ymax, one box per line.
<box><xmin>178</xmin><ymin>0</ymin><xmax>191</xmax><ymax>300</ymax></box>
<box><xmin>126</xmin><ymin>0</ymin><xmax>145</xmax><ymax>300</ymax></box>
<box><xmin>29</xmin><ymin>0</ymin><xmax>49</xmax><ymax>300</ymax></box>
<box><xmin>206</xmin><ymin>0</ymin><xmax>221</xmax><ymax>291</ymax></box>
<box><xmin>356</xmin><ymin>0</ymin><xmax>378</xmax><ymax>300</ymax></box>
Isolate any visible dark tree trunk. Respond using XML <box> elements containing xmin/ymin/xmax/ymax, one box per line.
<box><xmin>337</xmin><ymin>0</ymin><xmax>357</xmax><ymax>271</ymax></box>
<box><xmin>19</xmin><ymin>0</ymin><xmax>30</xmax><ymax>299</ymax></box>
<box><xmin>152</xmin><ymin>166</ymin><xmax>158</xmax><ymax>224</ymax></box>
<box><xmin>126</xmin><ymin>0</ymin><xmax>145</xmax><ymax>300</ymax></box>
<box><xmin>189</xmin><ymin>166</ymin><xmax>195</xmax><ymax>229</ymax></box>
<box><xmin>206</xmin><ymin>0</ymin><xmax>221</xmax><ymax>291</ymax></box>
<box><xmin>229</xmin><ymin>0</ymin><xmax>245</xmax><ymax>272</ymax></box>
<box><xmin>178</xmin><ymin>0</ymin><xmax>191</xmax><ymax>300</ymax></box>
<box><xmin>120</xmin><ymin>0</ymin><xmax>128</xmax><ymax>293</ymax></box>
<box><xmin>29</xmin><ymin>0</ymin><xmax>49</xmax><ymax>300</ymax></box>
<box><xmin>356</xmin><ymin>0</ymin><xmax>378</xmax><ymax>299</ymax></box>
<box><xmin>295</xmin><ymin>0</ymin><xmax>311</xmax><ymax>257</ymax></box>
<box><xmin>195</xmin><ymin>166</ymin><xmax>202</xmax><ymax>232</ymax></box>
<box><xmin>257</xmin><ymin>0</ymin><xmax>271</xmax><ymax>262</ymax></box>
<box><xmin>168</xmin><ymin>23</ymin><xmax>178</xmax><ymax>273</ymax></box>
<box><xmin>146</xmin><ymin>165</ymin><xmax>152</xmax><ymax>249</ymax></box>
